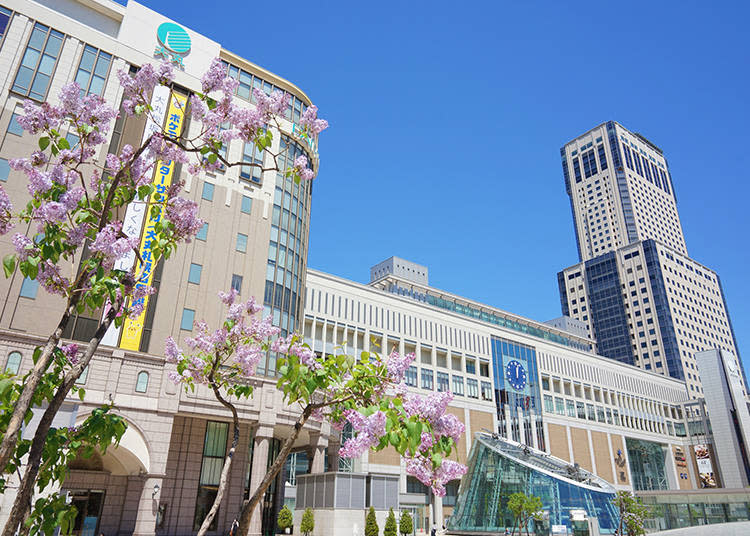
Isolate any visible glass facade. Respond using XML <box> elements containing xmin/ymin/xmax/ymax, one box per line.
<box><xmin>641</xmin><ymin>494</ymin><xmax>750</xmax><ymax>532</ymax></box>
<box><xmin>449</xmin><ymin>434</ymin><xmax>617</xmax><ymax>534</ymax></box>
<box><xmin>261</xmin><ymin>136</ymin><xmax>313</xmax><ymax>375</ymax></box>
<box><xmin>625</xmin><ymin>438</ymin><xmax>668</xmax><ymax>491</ymax></box>
<box><xmin>581</xmin><ymin>252</ymin><xmax>634</xmax><ymax>365</ymax></box>
<box><xmin>491</xmin><ymin>337</ymin><xmax>542</xmax><ymax>448</ymax></box>
<box><xmin>642</xmin><ymin>240</ymin><xmax>683</xmax><ymax>380</ymax></box>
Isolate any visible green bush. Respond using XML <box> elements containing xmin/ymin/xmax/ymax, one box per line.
<box><xmin>399</xmin><ymin>511</ymin><xmax>413</xmax><ymax>536</ymax></box>
<box><xmin>277</xmin><ymin>505</ymin><xmax>293</xmax><ymax>532</ymax></box>
<box><xmin>365</xmin><ymin>506</ymin><xmax>379</xmax><ymax>536</ymax></box>
<box><xmin>384</xmin><ymin>508</ymin><xmax>397</xmax><ymax>536</ymax></box>
<box><xmin>301</xmin><ymin>507</ymin><xmax>314</xmax><ymax>536</ymax></box>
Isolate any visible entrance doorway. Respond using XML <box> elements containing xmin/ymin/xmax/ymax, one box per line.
<box><xmin>69</xmin><ymin>490</ymin><xmax>105</xmax><ymax>536</ymax></box>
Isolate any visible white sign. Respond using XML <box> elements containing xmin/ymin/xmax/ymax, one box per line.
<box><xmin>100</xmin><ymin>84</ymin><xmax>171</xmax><ymax>347</ymax></box>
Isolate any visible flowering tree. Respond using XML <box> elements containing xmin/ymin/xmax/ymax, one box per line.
<box><xmin>612</xmin><ymin>490</ymin><xmax>649</xmax><ymax>536</ymax></box>
<box><xmin>0</xmin><ymin>57</ymin><xmax>322</xmax><ymax>536</ymax></box>
<box><xmin>168</xmin><ymin>291</ymin><xmax>467</xmax><ymax>536</ymax></box>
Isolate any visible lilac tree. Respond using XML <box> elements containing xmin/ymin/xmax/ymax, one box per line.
<box><xmin>168</xmin><ymin>291</ymin><xmax>468</xmax><ymax>536</ymax></box>
<box><xmin>0</xmin><ymin>58</ymin><xmax>320</xmax><ymax>536</ymax></box>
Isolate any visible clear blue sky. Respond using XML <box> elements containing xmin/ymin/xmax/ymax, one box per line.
<box><xmin>140</xmin><ymin>0</ymin><xmax>749</xmax><ymax>372</ymax></box>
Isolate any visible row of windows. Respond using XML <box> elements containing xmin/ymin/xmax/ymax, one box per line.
<box><xmin>9</xmin><ymin>16</ymin><xmax>113</xmax><ymax>102</ymax></box>
<box><xmin>4</xmin><ymin>350</ymin><xmax>150</xmax><ymax>392</ymax></box>
<box><xmin>220</xmin><ymin>60</ymin><xmax>309</xmax><ymax>125</ymax></box>
<box><xmin>407</xmin><ymin>366</ymin><xmax>493</xmax><ymax>400</ymax></box>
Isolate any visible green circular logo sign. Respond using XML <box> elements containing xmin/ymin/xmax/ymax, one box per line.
<box><xmin>156</xmin><ymin>22</ymin><xmax>191</xmax><ymax>54</ymax></box>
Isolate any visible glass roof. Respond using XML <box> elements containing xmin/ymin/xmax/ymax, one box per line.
<box><xmin>476</xmin><ymin>433</ymin><xmax>616</xmax><ymax>493</ymax></box>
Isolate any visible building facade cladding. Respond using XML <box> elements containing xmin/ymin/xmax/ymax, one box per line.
<box><xmin>560</xmin><ymin>121</ymin><xmax>687</xmax><ymax>262</ymax></box>
<box><xmin>558</xmin><ymin>240</ymin><xmax>746</xmax><ymax>398</ymax></box>
<box><xmin>303</xmin><ymin>268</ymin><xmax>721</xmax><ymax>505</ymax></box>
<box><xmin>0</xmin><ymin>1</ymin><xmax>322</xmax><ymax>535</ymax></box>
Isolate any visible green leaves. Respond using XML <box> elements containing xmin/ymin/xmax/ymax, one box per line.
<box><xmin>38</xmin><ymin>137</ymin><xmax>50</xmax><ymax>151</ymax></box>
<box><xmin>3</xmin><ymin>253</ymin><xmax>16</xmax><ymax>277</ymax></box>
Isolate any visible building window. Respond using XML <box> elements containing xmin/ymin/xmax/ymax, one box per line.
<box><xmin>240</xmin><ymin>142</ymin><xmax>263</xmax><ymax>184</ymax></box>
<box><xmin>135</xmin><ymin>371</ymin><xmax>149</xmax><ymax>393</ymax></box>
<box><xmin>480</xmin><ymin>381</ymin><xmax>493</xmax><ymax>401</ymax></box>
<box><xmin>4</xmin><ymin>351</ymin><xmax>21</xmax><ymax>375</ymax></box>
<box><xmin>74</xmin><ymin>45</ymin><xmax>112</xmax><ymax>96</ymax></box>
<box><xmin>194</xmin><ymin>421</ymin><xmax>229</xmax><ymax>531</ymax></box>
<box><xmin>196</xmin><ymin>222</ymin><xmax>208</xmax><ymax>241</ymax></box>
<box><xmin>231</xmin><ymin>274</ymin><xmax>243</xmax><ymax>294</ymax></box>
<box><xmin>241</xmin><ymin>195</ymin><xmax>252</xmax><ymax>214</ymax></box>
<box><xmin>443</xmin><ymin>480</ymin><xmax>460</xmax><ymax>507</ymax></box>
<box><xmin>480</xmin><ymin>361</ymin><xmax>490</xmax><ymax>377</ymax></box>
<box><xmin>437</xmin><ymin>372</ymin><xmax>449</xmax><ymax>392</ymax></box>
<box><xmin>0</xmin><ymin>159</ymin><xmax>9</xmax><ymax>182</ymax></box>
<box><xmin>12</xmin><ymin>23</ymin><xmax>65</xmax><ymax>100</ymax></box>
<box><xmin>406</xmin><ymin>476</ymin><xmax>428</xmax><ymax>495</ymax></box>
<box><xmin>75</xmin><ymin>365</ymin><xmax>88</xmax><ymax>385</ymax></box>
<box><xmin>188</xmin><ymin>263</ymin><xmax>202</xmax><ymax>284</ymax></box>
<box><xmin>597</xmin><ymin>144</ymin><xmax>608</xmax><ymax>170</ymax></box>
<box><xmin>566</xmin><ymin>399</ymin><xmax>576</xmax><ymax>417</ymax></box>
<box><xmin>405</xmin><ymin>365</ymin><xmax>417</xmax><ymax>387</ymax></box>
<box><xmin>7</xmin><ymin>112</ymin><xmax>23</xmax><ymax>136</ymax></box>
<box><xmin>0</xmin><ymin>6</ymin><xmax>12</xmax><ymax>45</ymax></box>
<box><xmin>467</xmin><ymin>378</ymin><xmax>478</xmax><ymax>399</ymax></box>
<box><xmin>181</xmin><ymin>308</ymin><xmax>195</xmax><ymax>331</ymax></box>
<box><xmin>421</xmin><ymin>369</ymin><xmax>434</xmax><ymax>390</ymax></box>
<box><xmin>452</xmin><ymin>375</ymin><xmax>464</xmax><ymax>396</ymax></box>
<box><xmin>202</xmin><ymin>182</ymin><xmax>214</xmax><ymax>201</ymax></box>
<box><xmin>554</xmin><ymin>397</ymin><xmax>565</xmax><ymax>415</ymax></box>
<box><xmin>236</xmin><ymin>233</ymin><xmax>247</xmax><ymax>253</ymax></box>
<box><xmin>19</xmin><ymin>277</ymin><xmax>38</xmax><ymax>299</ymax></box>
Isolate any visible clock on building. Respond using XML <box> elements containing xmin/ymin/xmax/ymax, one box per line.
<box><xmin>505</xmin><ymin>359</ymin><xmax>527</xmax><ymax>391</ymax></box>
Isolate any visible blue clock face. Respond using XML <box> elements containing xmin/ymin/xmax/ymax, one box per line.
<box><xmin>505</xmin><ymin>360</ymin><xmax>527</xmax><ymax>391</ymax></box>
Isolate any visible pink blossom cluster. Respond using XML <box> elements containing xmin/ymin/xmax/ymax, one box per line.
<box><xmin>37</xmin><ymin>259</ymin><xmax>70</xmax><ymax>295</ymax></box>
<box><xmin>338</xmin><ymin>409</ymin><xmax>387</xmax><ymax>458</ymax></box>
<box><xmin>271</xmin><ymin>334</ymin><xmax>321</xmax><ymax>370</ymax></box>
<box><xmin>405</xmin><ymin>456</ymin><xmax>467</xmax><ymax>497</ymax></box>
<box><xmin>402</xmin><ymin>391</ymin><xmax>465</xmax><ymax>442</ymax></box>
<box><xmin>117</xmin><ymin>63</ymin><xmax>174</xmax><ymax>115</ymax></box>
<box><xmin>167</xmin><ymin>291</ymin><xmax>282</xmax><ymax>384</ymax></box>
<box><xmin>292</xmin><ymin>155</ymin><xmax>315</xmax><ymax>182</ymax></box>
<box><xmin>60</xmin><ymin>343</ymin><xmax>79</xmax><ymax>364</ymax></box>
<box><xmin>385</xmin><ymin>350</ymin><xmax>415</xmax><ymax>383</ymax></box>
<box><xmin>299</xmin><ymin>105</ymin><xmax>329</xmax><ymax>135</ymax></box>
<box><xmin>0</xmin><ymin>187</ymin><xmax>11</xmax><ymax>235</ymax></box>
<box><xmin>89</xmin><ymin>221</ymin><xmax>139</xmax><ymax>269</ymax></box>
<box><xmin>165</xmin><ymin>197</ymin><xmax>204</xmax><ymax>242</ymax></box>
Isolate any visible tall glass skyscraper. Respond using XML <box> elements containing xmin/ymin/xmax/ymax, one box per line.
<box><xmin>557</xmin><ymin>122</ymin><xmax>746</xmax><ymax>399</ymax></box>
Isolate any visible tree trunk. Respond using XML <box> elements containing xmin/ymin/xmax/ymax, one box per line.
<box><xmin>1</xmin><ymin>305</ymin><xmax>116</xmax><ymax>536</ymax></box>
<box><xmin>236</xmin><ymin>405</ymin><xmax>313</xmax><ymax>536</ymax></box>
<box><xmin>196</xmin><ymin>382</ymin><xmax>241</xmax><ymax>536</ymax></box>
<box><xmin>0</xmin><ymin>298</ymin><xmax>79</xmax><ymax>473</ymax></box>
<box><xmin>0</xmin><ymin>134</ymin><xmax>148</xmax><ymax>478</ymax></box>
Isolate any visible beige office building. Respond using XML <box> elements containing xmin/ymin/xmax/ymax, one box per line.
<box><xmin>558</xmin><ymin>122</ymin><xmax>746</xmax><ymax>397</ymax></box>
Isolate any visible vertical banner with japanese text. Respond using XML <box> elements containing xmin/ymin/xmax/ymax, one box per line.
<box><xmin>101</xmin><ymin>84</ymin><xmax>171</xmax><ymax>347</ymax></box>
<box><xmin>119</xmin><ymin>91</ymin><xmax>188</xmax><ymax>351</ymax></box>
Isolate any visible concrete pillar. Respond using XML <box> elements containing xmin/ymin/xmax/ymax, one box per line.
<box><xmin>132</xmin><ymin>476</ymin><xmax>162</xmax><ymax>536</ymax></box>
<box><xmin>432</xmin><ymin>493</ymin><xmax>444</xmax><ymax>530</ymax></box>
<box><xmin>247</xmin><ymin>425</ymin><xmax>274</xmax><ymax>536</ymax></box>
<box><xmin>308</xmin><ymin>432</ymin><xmax>328</xmax><ymax>474</ymax></box>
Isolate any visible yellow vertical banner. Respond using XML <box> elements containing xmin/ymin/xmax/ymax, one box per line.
<box><xmin>120</xmin><ymin>91</ymin><xmax>188</xmax><ymax>351</ymax></box>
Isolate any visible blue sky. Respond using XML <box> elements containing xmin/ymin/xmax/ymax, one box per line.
<box><xmin>141</xmin><ymin>0</ymin><xmax>749</xmax><ymax>372</ymax></box>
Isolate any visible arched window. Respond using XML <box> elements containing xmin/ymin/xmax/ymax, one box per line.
<box><xmin>135</xmin><ymin>371</ymin><xmax>149</xmax><ymax>393</ymax></box>
<box><xmin>4</xmin><ymin>351</ymin><xmax>21</xmax><ymax>375</ymax></box>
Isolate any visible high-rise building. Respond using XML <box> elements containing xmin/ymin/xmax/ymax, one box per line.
<box><xmin>558</xmin><ymin>122</ymin><xmax>746</xmax><ymax>398</ymax></box>
<box><xmin>561</xmin><ymin>121</ymin><xmax>686</xmax><ymax>261</ymax></box>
